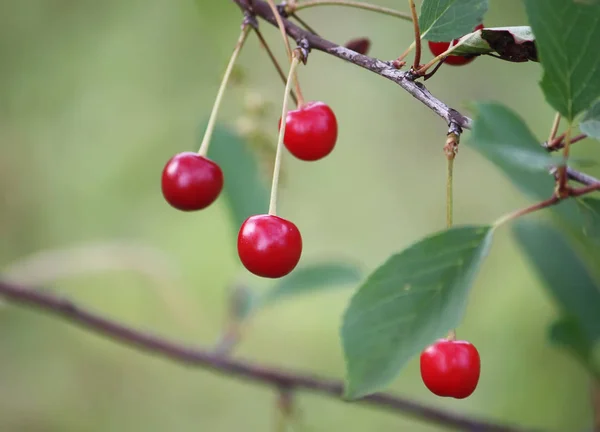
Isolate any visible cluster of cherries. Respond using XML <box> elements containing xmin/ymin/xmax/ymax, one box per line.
<box><xmin>160</xmin><ymin>24</ymin><xmax>481</xmax><ymax>399</ymax></box>
<box><xmin>161</xmin><ymin>100</ymin><xmax>337</xmax><ymax>278</ymax></box>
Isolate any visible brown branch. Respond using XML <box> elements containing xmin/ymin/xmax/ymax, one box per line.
<box><xmin>236</xmin><ymin>0</ymin><xmax>597</xmax><ymax>188</ymax></box>
<box><xmin>544</xmin><ymin>133</ymin><xmax>587</xmax><ymax>151</ymax></box>
<box><xmin>235</xmin><ymin>0</ymin><xmax>471</xmax><ymax>128</ymax></box>
<box><xmin>0</xmin><ymin>280</ymin><xmax>535</xmax><ymax>432</ymax></box>
<box><xmin>494</xmin><ymin>183</ymin><xmax>600</xmax><ymax>227</ymax></box>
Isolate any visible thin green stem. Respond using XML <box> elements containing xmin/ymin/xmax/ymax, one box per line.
<box><xmin>198</xmin><ymin>26</ymin><xmax>250</xmax><ymax>156</ymax></box>
<box><xmin>395</xmin><ymin>40</ymin><xmax>416</xmax><ymax>65</ymax></box>
<box><xmin>445</xmin><ymin>136</ymin><xmax>456</xmax><ymax>342</ymax></box>
<box><xmin>293</xmin><ymin>0</ymin><xmax>412</xmax><ymax>21</ymax></box>
<box><xmin>266</xmin><ymin>0</ymin><xmax>293</xmax><ymax>61</ymax></box>
<box><xmin>253</xmin><ymin>28</ymin><xmax>298</xmax><ymax>106</ymax></box>
<box><xmin>446</xmin><ymin>157</ymin><xmax>453</xmax><ymax>228</ymax></box>
<box><xmin>266</xmin><ymin>0</ymin><xmax>305</xmax><ymax>106</ymax></box>
<box><xmin>269</xmin><ymin>55</ymin><xmax>300</xmax><ymax>216</ymax></box>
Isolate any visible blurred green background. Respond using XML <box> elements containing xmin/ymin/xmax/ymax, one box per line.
<box><xmin>1</xmin><ymin>0</ymin><xmax>597</xmax><ymax>430</ymax></box>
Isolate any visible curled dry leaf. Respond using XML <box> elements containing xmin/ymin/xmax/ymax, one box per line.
<box><xmin>451</xmin><ymin>26</ymin><xmax>538</xmax><ymax>62</ymax></box>
<box><xmin>344</xmin><ymin>37</ymin><xmax>371</xmax><ymax>55</ymax></box>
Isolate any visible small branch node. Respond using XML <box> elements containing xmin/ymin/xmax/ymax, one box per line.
<box><xmin>278</xmin><ymin>1</ymin><xmax>293</xmax><ymax>17</ymax></box>
<box><xmin>445</xmin><ymin>127</ymin><xmax>461</xmax><ymax>160</ymax></box>
<box><xmin>392</xmin><ymin>59</ymin><xmax>406</xmax><ymax>69</ymax></box>
<box><xmin>297</xmin><ymin>38</ymin><xmax>311</xmax><ymax>63</ymax></box>
<box><xmin>243</xmin><ymin>11</ymin><xmax>260</xmax><ymax>29</ymax></box>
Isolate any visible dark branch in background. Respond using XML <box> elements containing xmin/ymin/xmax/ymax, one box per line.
<box><xmin>0</xmin><ymin>281</ymin><xmax>533</xmax><ymax>432</ymax></box>
<box><xmin>236</xmin><ymin>0</ymin><xmax>600</xmax><ymax>187</ymax></box>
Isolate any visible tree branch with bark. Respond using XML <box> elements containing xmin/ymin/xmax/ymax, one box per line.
<box><xmin>0</xmin><ymin>280</ymin><xmax>535</xmax><ymax>432</ymax></box>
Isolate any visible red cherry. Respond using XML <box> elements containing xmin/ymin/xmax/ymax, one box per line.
<box><xmin>420</xmin><ymin>339</ymin><xmax>481</xmax><ymax>399</ymax></box>
<box><xmin>161</xmin><ymin>152</ymin><xmax>223</xmax><ymax>211</ymax></box>
<box><xmin>427</xmin><ymin>24</ymin><xmax>484</xmax><ymax>66</ymax></box>
<box><xmin>280</xmin><ymin>101</ymin><xmax>338</xmax><ymax>161</ymax></box>
<box><xmin>237</xmin><ymin>214</ymin><xmax>302</xmax><ymax>278</ymax></box>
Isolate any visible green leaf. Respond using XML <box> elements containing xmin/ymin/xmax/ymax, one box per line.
<box><xmin>468</xmin><ymin>102</ymin><xmax>558</xmax><ymax>185</ymax></box>
<box><xmin>207</xmin><ymin>125</ymin><xmax>269</xmax><ymax>228</ymax></box>
<box><xmin>341</xmin><ymin>226</ymin><xmax>493</xmax><ymax>398</ymax></box>
<box><xmin>513</xmin><ymin>220</ymin><xmax>600</xmax><ymax>343</ymax></box>
<box><xmin>550</xmin><ymin>316</ymin><xmax>600</xmax><ymax>379</ymax></box>
<box><xmin>576</xmin><ymin>197</ymin><xmax>600</xmax><ymax>244</ymax></box>
<box><xmin>261</xmin><ymin>261</ymin><xmax>363</xmax><ymax>306</ymax></box>
<box><xmin>451</xmin><ymin>26</ymin><xmax>538</xmax><ymax>62</ymax></box>
<box><xmin>580</xmin><ymin>100</ymin><xmax>600</xmax><ymax>140</ymax></box>
<box><xmin>523</xmin><ymin>0</ymin><xmax>600</xmax><ymax>120</ymax></box>
<box><xmin>419</xmin><ymin>0</ymin><xmax>489</xmax><ymax>42</ymax></box>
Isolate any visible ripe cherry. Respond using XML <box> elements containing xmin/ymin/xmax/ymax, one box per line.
<box><xmin>420</xmin><ymin>339</ymin><xmax>481</xmax><ymax>399</ymax></box>
<box><xmin>237</xmin><ymin>214</ymin><xmax>302</xmax><ymax>278</ymax></box>
<box><xmin>427</xmin><ymin>24</ymin><xmax>484</xmax><ymax>66</ymax></box>
<box><xmin>161</xmin><ymin>152</ymin><xmax>223</xmax><ymax>211</ymax></box>
<box><xmin>280</xmin><ymin>101</ymin><xmax>338</xmax><ymax>161</ymax></box>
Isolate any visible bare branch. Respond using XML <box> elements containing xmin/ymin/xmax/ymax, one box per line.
<box><xmin>236</xmin><ymin>0</ymin><xmax>597</xmax><ymax>188</ymax></box>
<box><xmin>0</xmin><ymin>280</ymin><xmax>535</xmax><ymax>432</ymax></box>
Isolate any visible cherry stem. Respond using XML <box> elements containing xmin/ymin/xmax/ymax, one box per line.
<box><xmin>292</xmin><ymin>0</ymin><xmax>412</xmax><ymax>21</ymax></box>
<box><xmin>266</xmin><ymin>0</ymin><xmax>305</xmax><ymax>106</ymax></box>
<box><xmin>416</xmin><ymin>32</ymin><xmax>475</xmax><ymax>75</ymax></box>
<box><xmin>445</xmin><ymin>134</ymin><xmax>457</xmax><ymax>342</ymax></box>
<box><xmin>253</xmin><ymin>28</ymin><xmax>299</xmax><ymax>106</ymax></box>
<box><xmin>446</xmin><ymin>157</ymin><xmax>454</xmax><ymax>228</ymax></box>
<box><xmin>395</xmin><ymin>40</ymin><xmax>416</xmax><ymax>64</ymax></box>
<box><xmin>266</xmin><ymin>0</ymin><xmax>293</xmax><ymax>60</ymax></box>
<box><xmin>408</xmin><ymin>0</ymin><xmax>422</xmax><ymax>69</ymax></box>
<box><xmin>198</xmin><ymin>26</ymin><xmax>250</xmax><ymax>157</ymax></box>
<box><xmin>492</xmin><ymin>182</ymin><xmax>600</xmax><ymax>228</ymax></box>
<box><xmin>269</xmin><ymin>54</ymin><xmax>301</xmax><ymax>216</ymax></box>
<box><xmin>547</xmin><ymin>112</ymin><xmax>561</xmax><ymax>145</ymax></box>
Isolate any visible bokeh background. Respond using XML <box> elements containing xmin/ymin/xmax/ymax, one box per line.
<box><xmin>1</xmin><ymin>0</ymin><xmax>598</xmax><ymax>431</ymax></box>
